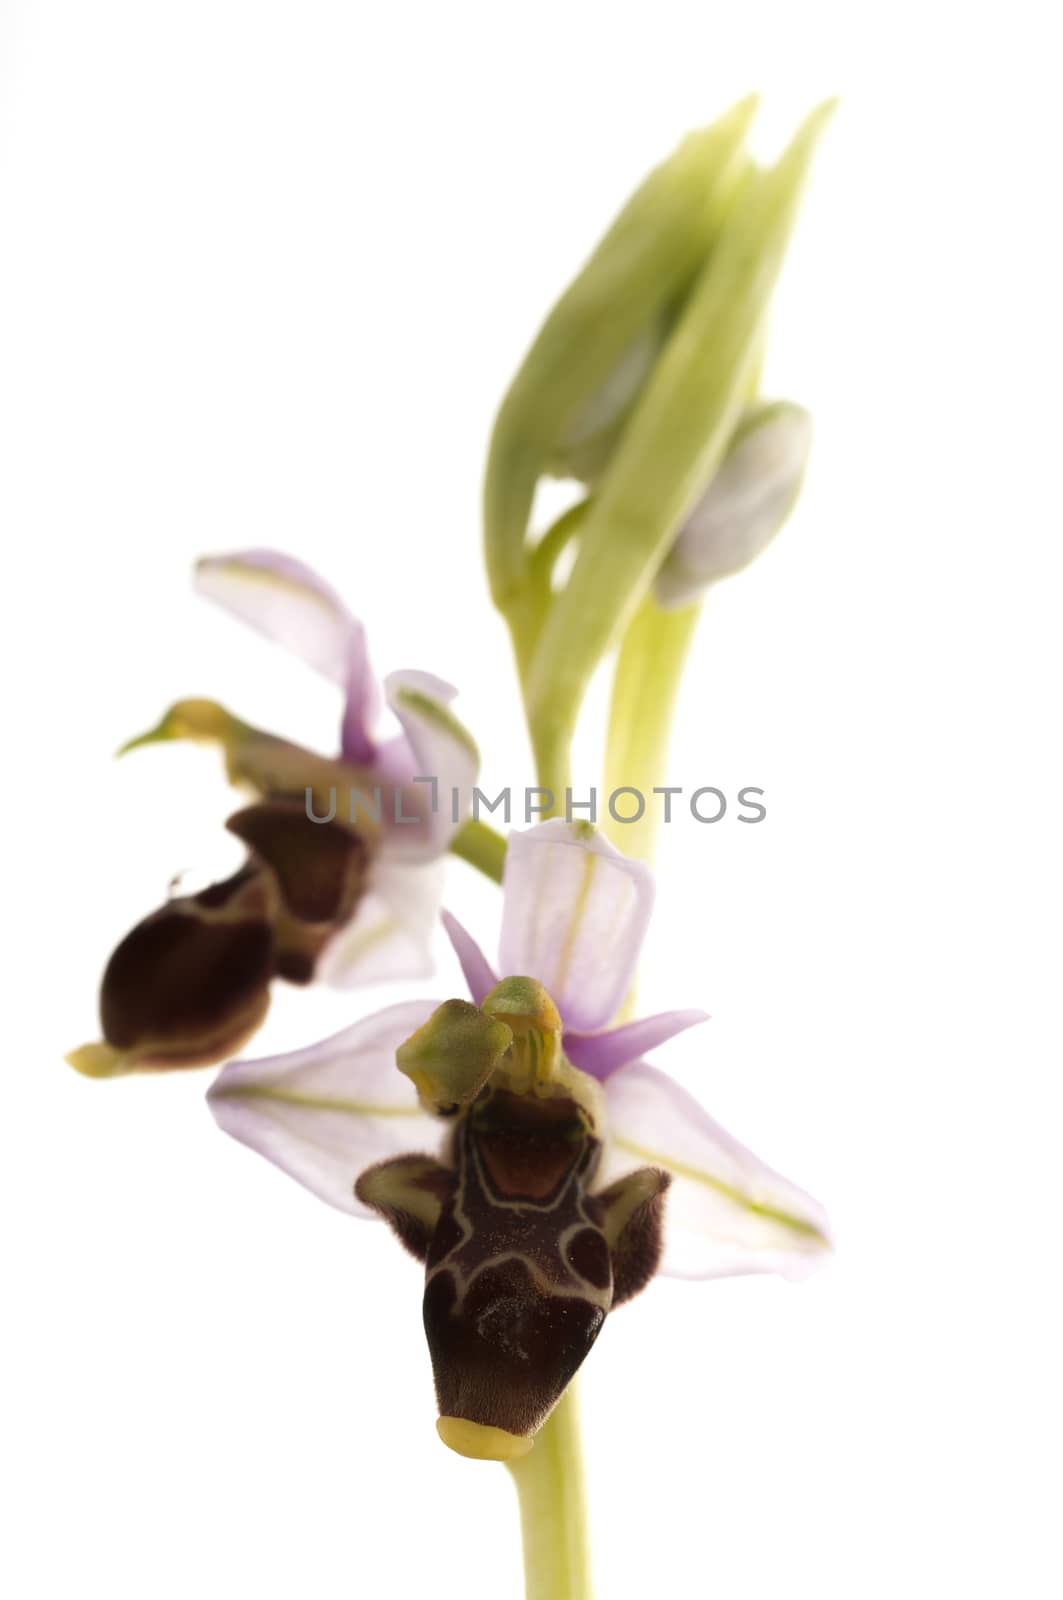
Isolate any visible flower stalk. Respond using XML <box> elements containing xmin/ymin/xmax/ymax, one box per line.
<box><xmin>449</xmin><ymin>818</ymin><xmax>508</xmax><ymax>884</ymax></box>
<box><xmin>508</xmin><ymin>1385</ymin><xmax>592</xmax><ymax>1600</ymax></box>
<box><xmin>603</xmin><ymin>594</ymin><xmax>703</xmax><ymax>864</ymax></box>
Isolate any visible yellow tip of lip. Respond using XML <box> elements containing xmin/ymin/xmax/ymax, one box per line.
<box><xmin>436</xmin><ymin>1417</ymin><xmax>534</xmax><ymax>1462</ymax></box>
<box><xmin>65</xmin><ymin>1042</ymin><xmax>130</xmax><ymax>1078</ymax></box>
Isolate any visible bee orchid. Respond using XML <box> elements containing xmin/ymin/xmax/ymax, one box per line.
<box><xmin>208</xmin><ymin>820</ymin><xmax>831</xmax><ymax>1459</ymax></box>
<box><xmin>68</xmin><ymin>551</ymin><xmax>479</xmax><ymax>1078</ymax></box>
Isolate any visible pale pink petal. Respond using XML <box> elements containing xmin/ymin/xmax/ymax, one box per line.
<box><xmin>376</xmin><ymin>670</ymin><xmax>479</xmax><ymax>860</ymax></box>
<box><xmin>339</xmin><ymin>663</ymin><xmax>378</xmax><ymax>766</ymax></box>
<box><xmin>194</xmin><ymin>548</ymin><xmax>378</xmax><ymax>763</ymax></box>
<box><xmin>207</xmin><ymin>1000</ymin><xmax>442</xmax><ymax>1215</ymax></box>
<box><xmin>564</xmin><ymin>1009</ymin><xmax>709</xmax><ymax>1081</ymax></box>
<box><xmin>498</xmin><ymin>821</ymin><xmax>654</xmax><ymax>1033</ymax></box>
<box><xmin>602</xmin><ymin>1062</ymin><xmax>832</xmax><ymax>1281</ymax></box>
<box><xmin>315</xmin><ymin>859</ymin><xmax>445</xmax><ymax>988</ymax></box>
<box><xmin>368</xmin><ymin>731</ymin><xmax>419</xmax><ymax>787</ymax></box>
<box><xmin>441</xmin><ymin>910</ymin><xmax>499</xmax><ymax>1005</ymax></box>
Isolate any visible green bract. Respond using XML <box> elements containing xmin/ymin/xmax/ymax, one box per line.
<box><xmin>484</xmin><ymin>95</ymin><xmax>758</xmax><ymax>609</ymax></box>
<box><xmin>484</xmin><ymin>100</ymin><xmax>834</xmax><ymax>817</ymax></box>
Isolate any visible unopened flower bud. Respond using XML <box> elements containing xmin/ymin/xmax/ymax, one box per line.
<box><xmin>484</xmin><ymin>97</ymin><xmax>758</xmax><ymax>607</ymax></box>
<box><xmin>654</xmin><ymin>400</ymin><xmax>812</xmax><ymax>608</ymax></box>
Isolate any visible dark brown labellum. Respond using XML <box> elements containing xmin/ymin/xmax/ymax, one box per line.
<box><xmin>226</xmin><ymin>800</ymin><xmax>369</xmax><ymax>982</ymax></box>
<box><xmin>99</xmin><ymin>865</ymin><xmax>275</xmax><ymax>1068</ymax></box>
<box><xmin>359</xmin><ymin>1084</ymin><xmax>670</xmax><ymax>1443</ymax></box>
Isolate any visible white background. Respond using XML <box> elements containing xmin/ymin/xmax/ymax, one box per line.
<box><xmin>2</xmin><ymin>3</ymin><xmax>1061</xmax><ymax>1596</ymax></box>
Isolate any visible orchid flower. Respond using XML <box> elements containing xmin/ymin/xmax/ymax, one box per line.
<box><xmin>68</xmin><ymin>550</ymin><xmax>479</xmax><ymax>1078</ymax></box>
<box><xmin>208</xmin><ymin>819</ymin><xmax>831</xmax><ymax>1461</ymax></box>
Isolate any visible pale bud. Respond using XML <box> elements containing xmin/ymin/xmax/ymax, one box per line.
<box><xmin>654</xmin><ymin>400</ymin><xmax>812</xmax><ymax>609</ymax></box>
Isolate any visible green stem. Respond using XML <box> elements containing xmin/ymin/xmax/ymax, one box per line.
<box><xmin>529</xmin><ymin>713</ymin><xmax>573</xmax><ymax>817</ymax></box>
<box><xmin>448</xmin><ymin>819</ymin><xmax>507</xmax><ymax>883</ymax></box>
<box><xmin>603</xmin><ymin>594</ymin><xmax>702</xmax><ymax>864</ymax></box>
<box><xmin>513</xmin><ymin>501</ymin><xmax>589</xmax><ymax>810</ymax></box>
<box><xmin>508</xmin><ymin>1384</ymin><xmax>592</xmax><ymax>1600</ymax></box>
<box><xmin>506</xmin><ymin>498</ymin><xmax>589</xmax><ymax>689</ymax></box>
